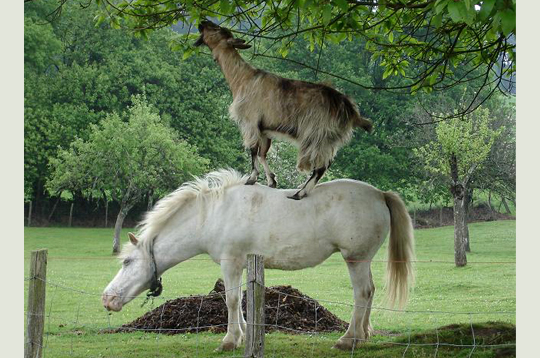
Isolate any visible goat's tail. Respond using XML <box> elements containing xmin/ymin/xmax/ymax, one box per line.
<box><xmin>353</xmin><ymin>114</ymin><xmax>373</xmax><ymax>133</ymax></box>
<box><xmin>383</xmin><ymin>191</ymin><xmax>415</xmax><ymax>309</ymax></box>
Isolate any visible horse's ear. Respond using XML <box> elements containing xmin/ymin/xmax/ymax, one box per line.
<box><xmin>128</xmin><ymin>232</ymin><xmax>139</xmax><ymax>245</ymax></box>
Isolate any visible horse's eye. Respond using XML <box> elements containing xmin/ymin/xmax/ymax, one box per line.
<box><xmin>123</xmin><ymin>259</ymin><xmax>132</xmax><ymax>266</ymax></box>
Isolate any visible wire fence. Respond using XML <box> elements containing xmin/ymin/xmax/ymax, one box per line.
<box><xmin>24</xmin><ymin>254</ymin><xmax>516</xmax><ymax>358</ymax></box>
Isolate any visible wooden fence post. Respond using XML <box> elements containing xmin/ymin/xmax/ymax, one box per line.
<box><xmin>245</xmin><ymin>254</ymin><xmax>265</xmax><ymax>358</ymax></box>
<box><xmin>25</xmin><ymin>249</ymin><xmax>48</xmax><ymax>358</ymax></box>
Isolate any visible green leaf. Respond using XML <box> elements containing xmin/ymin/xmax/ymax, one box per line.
<box><xmin>333</xmin><ymin>0</ymin><xmax>348</xmax><ymax>11</ymax></box>
<box><xmin>432</xmin><ymin>13</ymin><xmax>443</xmax><ymax>28</ymax></box>
<box><xmin>382</xmin><ymin>66</ymin><xmax>393</xmax><ymax>79</ymax></box>
<box><xmin>388</xmin><ymin>31</ymin><xmax>394</xmax><ymax>43</ymax></box>
<box><xmin>322</xmin><ymin>4</ymin><xmax>333</xmax><ymax>25</ymax></box>
<box><xmin>434</xmin><ymin>0</ymin><xmax>449</xmax><ymax>15</ymax></box>
<box><xmin>478</xmin><ymin>0</ymin><xmax>496</xmax><ymax>21</ymax></box>
<box><xmin>500</xmin><ymin>9</ymin><xmax>516</xmax><ymax>36</ymax></box>
<box><xmin>447</xmin><ymin>1</ymin><xmax>463</xmax><ymax>23</ymax></box>
<box><xmin>219</xmin><ymin>0</ymin><xmax>233</xmax><ymax>14</ymax></box>
<box><xmin>182</xmin><ymin>48</ymin><xmax>194</xmax><ymax>60</ymax></box>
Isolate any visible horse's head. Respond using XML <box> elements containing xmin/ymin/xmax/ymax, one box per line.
<box><xmin>193</xmin><ymin>20</ymin><xmax>251</xmax><ymax>51</ymax></box>
<box><xmin>102</xmin><ymin>233</ymin><xmax>160</xmax><ymax>312</ymax></box>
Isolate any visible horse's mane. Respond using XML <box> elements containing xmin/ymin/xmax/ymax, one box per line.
<box><xmin>120</xmin><ymin>169</ymin><xmax>247</xmax><ymax>259</ymax></box>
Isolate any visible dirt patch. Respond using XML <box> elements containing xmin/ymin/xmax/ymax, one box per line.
<box><xmin>114</xmin><ymin>279</ymin><xmax>348</xmax><ymax>335</ymax></box>
<box><xmin>413</xmin><ymin>204</ymin><xmax>514</xmax><ymax>229</ymax></box>
<box><xmin>398</xmin><ymin>321</ymin><xmax>516</xmax><ymax>357</ymax></box>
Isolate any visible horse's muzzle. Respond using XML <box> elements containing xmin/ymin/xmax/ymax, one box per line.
<box><xmin>102</xmin><ymin>293</ymin><xmax>123</xmax><ymax>312</ymax></box>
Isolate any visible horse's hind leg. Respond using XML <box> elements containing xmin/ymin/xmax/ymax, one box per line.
<box><xmin>216</xmin><ymin>259</ymin><xmax>244</xmax><ymax>351</ymax></box>
<box><xmin>333</xmin><ymin>259</ymin><xmax>375</xmax><ymax>351</ymax></box>
<box><xmin>258</xmin><ymin>136</ymin><xmax>277</xmax><ymax>188</ymax></box>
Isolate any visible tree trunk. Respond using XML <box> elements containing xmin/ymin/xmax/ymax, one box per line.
<box><xmin>450</xmin><ymin>153</ymin><xmax>467</xmax><ymax>267</ymax></box>
<box><xmin>147</xmin><ymin>191</ymin><xmax>154</xmax><ymax>212</ymax></box>
<box><xmin>47</xmin><ymin>197</ymin><xmax>61</xmax><ymax>224</ymax></box>
<box><xmin>452</xmin><ymin>191</ymin><xmax>468</xmax><ymax>267</ymax></box>
<box><xmin>487</xmin><ymin>190</ymin><xmax>495</xmax><ymax>220</ymax></box>
<box><xmin>439</xmin><ymin>206</ymin><xmax>443</xmax><ymax>227</ymax></box>
<box><xmin>104</xmin><ymin>199</ymin><xmax>108</xmax><ymax>228</ymax></box>
<box><xmin>112</xmin><ymin>205</ymin><xmax>131</xmax><ymax>255</ymax></box>
<box><xmin>501</xmin><ymin>197</ymin><xmax>512</xmax><ymax>215</ymax></box>
<box><xmin>464</xmin><ymin>187</ymin><xmax>472</xmax><ymax>252</ymax></box>
<box><xmin>27</xmin><ymin>201</ymin><xmax>33</xmax><ymax>227</ymax></box>
<box><xmin>68</xmin><ymin>202</ymin><xmax>74</xmax><ymax>227</ymax></box>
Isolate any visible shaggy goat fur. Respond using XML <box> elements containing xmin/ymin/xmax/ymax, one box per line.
<box><xmin>195</xmin><ymin>21</ymin><xmax>372</xmax><ymax>199</ymax></box>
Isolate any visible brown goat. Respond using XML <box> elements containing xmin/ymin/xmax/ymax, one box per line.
<box><xmin>194</xmin><ymin>20</ymin><xmax>372</xmax><ymax>199</ymax></box>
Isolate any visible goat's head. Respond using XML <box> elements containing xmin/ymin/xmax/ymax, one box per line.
<box><xmin>194</xmin><ymin>20</ymin><xmax>251</xmax><ymax>50</ymax></box>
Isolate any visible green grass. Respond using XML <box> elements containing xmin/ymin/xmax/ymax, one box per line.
<box><xmin>24</xmin><ymin>220</ymin><xmax>516</xmax><ymax>357</ymax></box>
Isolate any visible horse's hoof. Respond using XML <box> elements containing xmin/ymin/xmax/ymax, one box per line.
<box><xmin>216</xmin><ymin>341</ymin><xmax>237</xmax><ymax>352</ymax></box>
<box><xmin>332</xmin><ymin>340</ymin><xmax>354</xmax><ymax>351</ymax></box>
<box><xmin>268</xmin><ymin>181</ymin><xmax>277</xmax><ymax>189</ymax></box>
<box><xmin>245</xmin><ymin>179</ymin><xmax>257</xmax><ymax>186</ymax></box>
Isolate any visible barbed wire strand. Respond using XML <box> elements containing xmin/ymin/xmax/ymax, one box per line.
<box><xmin>468</xmin><ymin>313</ymin><xmax>477</xmax><ymax>358</ymax></box>
<box><xmin>272</xmin><ymin>292</ymin><xmax>281</xmax><ymax>358</ymax></box>
<box><xmin>26</xmin><ymin>256</ymin><xmax>517</xmax><ymax>265</ymax></box>
<box><xmin>70</xmin><ymin>298</ymin><xmax>82</xmax><ymax>356</ymax></box>
<box><xmin>434</xmin><ymin>315</ymin><xmax>441</xmax><ymax>358</ymax></box>
<box><xmin>402</xmin><ymin>315</ymin><xmax>412</xmax><ymax>357</ymax></box>
<box><xmin>43</xmin><ymin>284</ymin><xmax>58</xmax><ymax>356</ymax></box>
<box><xmin>25</xmin><ymin>264</ymin><xmax>516</xmax><ymax>357</ymax></box>
<box><xmin>195</xmin><ymin>296</ymin><xmax>204</xmax><ymax>358</ymax></box>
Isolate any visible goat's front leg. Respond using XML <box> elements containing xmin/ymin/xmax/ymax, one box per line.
<box><xmin>245</xmin><ymin>145</ymin><xmax>260</xmax><ymax>185</ymax></box>
<box><xmin>288</xmin><ymin>165</ymin><xmax>328</xmax><ymax>200</ymax></box>
<box><xmin>258</xmin><ymin>137</ymin><xmax>277</xmax><ymax>188</ymax></box>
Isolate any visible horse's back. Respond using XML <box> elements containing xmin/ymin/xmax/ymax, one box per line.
<box><xmin>205</xmin><ymin>179</ymin><xmax>391</xmax><ymax>269</ymax></box>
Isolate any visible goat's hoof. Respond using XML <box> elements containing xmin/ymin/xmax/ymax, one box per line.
<box><xmin>287</xmin><ymin>193</ymin><xmax>303</xmax><ymax>200</ymax></box>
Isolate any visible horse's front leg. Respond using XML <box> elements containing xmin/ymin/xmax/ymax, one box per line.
<box><xmin>333</xmin><ymin>260</ymin><xmax>375</xmax><ymax>351</ymax></box>
<box><xmin>216</xmin><ymin>259</ymin><xmax>245</xmax><ymax>352</ymax></box>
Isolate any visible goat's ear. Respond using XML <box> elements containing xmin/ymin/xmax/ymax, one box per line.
<box><xmin>227</xmin><ymin>38</ymin><xmax>252</xmax><ymax>49</ymax></box>
<box><xmin>128</xmin><ymin>232</ymin><xmax>139</xmax><ymax>246</ymax></box>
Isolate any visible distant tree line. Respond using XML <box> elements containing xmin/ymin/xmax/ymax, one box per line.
<box><xmin>25</xmin><ymin>1</ymin><xmax>515</xmax><ymax>263</ymax></box>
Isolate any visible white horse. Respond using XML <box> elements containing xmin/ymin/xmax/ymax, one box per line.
<box><xmin>102</xmin><ymin>169</ymin><xmax>415</xmax><ymax>351</ymax></box>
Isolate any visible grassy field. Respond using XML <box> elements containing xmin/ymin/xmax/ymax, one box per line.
<box><xmin>24</xmin><ymin>220</ymin><xmax>516</xmax><ymax>357</ymax></box>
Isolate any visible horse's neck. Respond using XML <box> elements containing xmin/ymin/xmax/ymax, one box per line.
<box><xmin>152</xmin><ymin>204</ymin><xmax>203</xmax><ymax>274</ymax></box>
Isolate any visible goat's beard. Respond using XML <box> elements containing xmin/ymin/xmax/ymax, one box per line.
<box><xmin>194</xmin><ymin>35</ymin><xmax>204</xmax><ymax>47</ymax></box>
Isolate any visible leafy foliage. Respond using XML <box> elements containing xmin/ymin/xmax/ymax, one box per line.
<box><xmin>86</xmin><ymin>0</ymin><xmax>515</xmax><ymax>110</ymax></box>
<box><xmin>46</xmin><ymin>96</ymin><xmax>208</xmax><ymax>208</ymax></box>
<box><xmin>414</xmin><ymin>107</ymin><xmax>502</xmax><ymax>184</ymax></box>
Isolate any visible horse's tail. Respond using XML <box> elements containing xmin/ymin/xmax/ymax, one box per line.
<box><xmin>383</xmin><ymin>191</ymin><xmax>415</xmax><ymax>309</ymax></box>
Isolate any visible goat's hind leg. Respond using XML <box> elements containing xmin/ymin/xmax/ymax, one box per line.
<box><xmin>245</xmin><ymin>145</ymin><xmax>260</xmax><ymax>185</ymax></box>
<box><xmin>259</xmin><ymin>136</ymin><xmax>277</xmax><ymax>188</ymax></box>
<box><xmin>288</xmin><ymin>165</ymin><xmax>327</xmax><ymax>200</ymax></box>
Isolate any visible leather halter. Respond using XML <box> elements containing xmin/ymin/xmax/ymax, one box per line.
<box><xmin>142</xmin><ymin>243</ymin><xmax>163</xmax><ymax>306</ymax></box>
<box><xmin>148</xmin><ymin>245</ymin><xmax>163</xmax><ymax>297</ymax></box>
